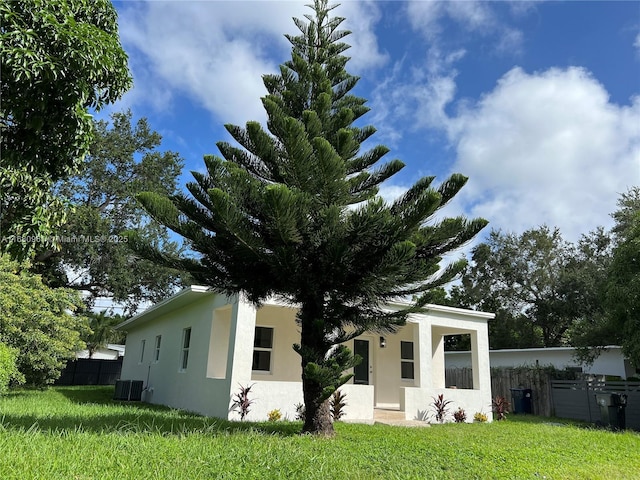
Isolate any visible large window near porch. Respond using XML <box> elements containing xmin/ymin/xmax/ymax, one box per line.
<box><xmin>401</xmin><ymin>341</ymin><xmax>414</xmax><ymax>380</ymax></box>
<box><xmin>253</xmin><ymin>326</ymin><xmax>273</xmax><ymax>372</ymax></box>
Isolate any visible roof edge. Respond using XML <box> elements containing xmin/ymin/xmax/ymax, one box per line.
<box><xmin>115</xmin><ymin>285</ymin><xmax>212</xmax><ymax>330</ymax></box>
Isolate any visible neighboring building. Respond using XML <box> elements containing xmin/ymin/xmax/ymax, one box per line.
<box><xmin>76</xmin><ymin>344</ymin><xmax>125</xmax><ymax>360</ymax></box>
<box><xmin>116</xmin><ymin>286</ymin><xmax>494</xmax><ymax>423</ymax></box>
<box><xmin>446</xmin><ymin>346</ymin><xmax>636</xmax><ymax>379</ymax></box>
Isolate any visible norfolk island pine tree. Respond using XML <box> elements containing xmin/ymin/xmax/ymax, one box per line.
<box><xmin>129</xmin><ymin>0</ymin><xmax>487</xmax><ymax>436</ymax></box>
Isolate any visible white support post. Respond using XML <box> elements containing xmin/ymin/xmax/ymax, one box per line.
<box><xmin>431</xmin><ymin>329</ymin><xmax>446</xmax><ymax>389</ymax></box>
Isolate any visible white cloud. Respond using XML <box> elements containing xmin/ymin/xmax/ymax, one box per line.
<box><xmin>378</xmin><ymin>184</ymin><xmax>409</xmax><ymax>205</ymax></box>
<box><xmin>635</xmin><ymin>32</ymin><xmax>640</xmax><ymax>52</ymax></box>
<box><xmin>406</xmin><ymin>1</ymin><xmax>524</xmax><ymax>57</ymax></box>
<box><xmin>335</xmin><ymin>1</ymin><xmax>389</xmax><ymax>72</ymax></box>
<box><xmin>117</xmin><ymin>1</ymin><xmax>386</xmax><ymax>125</ymax></box>
<box><xmin>447</xmin><ymin>67</ymin><xmax>640</xmax><ymax>241</ymax></box>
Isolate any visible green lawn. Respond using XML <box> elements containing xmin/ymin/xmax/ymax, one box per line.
<box><xmin>0</xmin><ymin>387</ymin><xmax>638</xmax><ymax>479</ymax></box>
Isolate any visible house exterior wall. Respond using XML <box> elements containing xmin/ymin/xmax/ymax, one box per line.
<box><xmin>120</xmin><ymin>293</ymin><xmax>234</xmax><ymax>418</ymax></box>
<box><xmin>445</xmin><ymin>346</ymin><xmax>633</xmax><ymax>379</ymax></box>
<box><xmin>118</xmin><ymin>288</ymin><xmax>493</xmax><ymax>424</ymax></box>
<box><xmin>401</xmin><ymin>308</ymin><xmax>493</xmax><ymax>422</ymax></box>
<box><xmin>251</xmin><ymin>305</ymin><xmax>300</xmax><ymax>382</ymax></box>
<box><xmin>372</xmin><ymin>325</ymin><xmax>417</xmax><ymax>406</ymax></box>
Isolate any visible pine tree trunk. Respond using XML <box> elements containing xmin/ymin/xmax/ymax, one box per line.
<box><xmin>299</xmin><ymin>298</ymin><xmax>335</xmax><ymax>436</ymax></box>
<box><xmin>302</xmin><ymin>381</ymin><xmax>334</xmax><ymax>436</ymax></box>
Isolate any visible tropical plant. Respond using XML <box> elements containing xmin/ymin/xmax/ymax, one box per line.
<box><xmin>231</xmin><ymin>384</ymin><xmax>255</xmax><ymax>421</ymax></box>
<box><xmin>431</xmin><ymin>394</ymin><xmax>454</xmax><ymax>423</ymax></box>
<box><xmin>295</xmin><ymin>403</ymin><xmax>306</xmax><ymax>422</ymax></box>
<box><xmin>492</xmin><ymin>396</ymin><xmax>510</xmax><ymax>421</ymax></box>
<box><xmin>330</xmin><ymin>390</ymin><xmax>347</xmax><ymax>421</ymax></box>
<box><xmin>82</xmin><ymin>311</ymin><xmax>126</xmax><ymax>358</ymax></box>
<box><xmin>130</xmin><ymin>0</ymin><xmax>486</xmax><ymax>436</ymax></box>
<box><xmin>453</xmin><ymin>407</ymin><xmax>467</xmax><ymax>423</ymax></box>
<box><xmin>473</xmin><ymin>412</ymin><xmax>488</xmax><ymax>423</ymax></box>
<box><xmin>267</xmin><ymin>409</ymin><xmax>282</xmax><ymax>422</ymax></box>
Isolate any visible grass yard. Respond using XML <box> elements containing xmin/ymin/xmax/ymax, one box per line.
<box><xmin>0</xmin><ymin>387</ymin><xmax>638</xmax><ymax>479</ymax></box>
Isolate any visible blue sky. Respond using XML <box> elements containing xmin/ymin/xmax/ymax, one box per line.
<box><xmin>106</xmin><ymin>0</ymin><xmax>640</xmax><ymax>244</ymax></box>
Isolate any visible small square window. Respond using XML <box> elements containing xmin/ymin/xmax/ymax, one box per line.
<box><xmin>401</xmin><ymin>341</ymin><xmax>414</xmax><ymax>380</ymax></box>
<box><xmin>254</xmin><ymin>327</ymin><xmax>273</xmax><ymax>349</ymax></box>
<box><xmin>401</xmin><ymin>341</ymin><xmax>414</xmax><ymax>360</ymax></box>
<box><xmin>252</xmin><ymin>350</ymin><xmax>271</xmax><ymax>371</ymax></box>
<box><xmin>253</xmin><ymin>326</ymin><xmax>273</xmax><ymax>373</ymax></box>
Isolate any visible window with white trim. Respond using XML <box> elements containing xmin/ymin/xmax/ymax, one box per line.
<box><xmin>401</xmin><ymin>341</ymin><xmax>414</xmax><ymax>380</ymax></box>
<box><xmin>154</xmin><ymin>335</ymin><xmax>161</xmax><ymax>362</ymax></box>
<box><xmin>139</xmin><ymin>339</ymin><xmax>146</xmax><ymax>364</ymax></box>
<box><xmin>252</xmin><ymin>326</ymin><xmax>273</xmax><ymax>372</ymax></box>
<box><xmin>180</xmin><ymin>328</ymin><xmax>191</xmax><ymax>371</ymax></box>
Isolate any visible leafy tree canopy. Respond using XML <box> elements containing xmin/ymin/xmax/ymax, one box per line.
<box><xmin>0</xmin><ymin>254</ymin><xmax>89</xmax><ymax>387</ymax></box>
<box><xmin>33</xmin><ymin>111</ymin><xmax>187</xmax><ymax>313</ymax></box>
<box><xmin>453</xmin><ymin>227</ymin><xmax>578</xmax><ymax>348</ymax></box>
<box><xmin>0</xmin><ymin>0</ymin><xmax>132</xmax><ymax>260</ymax></box>
<box><xmin>130</xmin><ymin>0</ymin><xmax>486</xmax><ymax>435</ymax></box>
<box><xmin>602</xmin><ymin>188</ymin><xmax>640</xmax><ymax>366</ymax></box>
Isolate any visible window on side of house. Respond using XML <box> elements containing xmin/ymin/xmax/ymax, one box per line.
<box><xmin>139</xmin><ymin>339</ymin><xmax>146</xmax><ymax>363</ymax></box>
<box><xmin>252</xmin><ymin>326</ymin><xmax>273</xmax><ymax>373</ymax></box>
<box><xmin>154</xmin><ymin>335</ymin><xmax>161</xmax><ymax>362</ymax></box>
<box><xmin>401</xmin><ymin>341</ymin><xmax>414</xmax><ymax>380</ymax></box>
<box><xmin>180</xmin><ymin>327</ymin><xmax>191</xmax><ymax>371</ymax></box>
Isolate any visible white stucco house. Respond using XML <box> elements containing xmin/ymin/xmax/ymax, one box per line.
<box><xmin>116</xmin><ymin>286</ymin><xmax>494</xmax><ymax>423</ymax></box>
<box><xmin>446</xmin><ymin>346</ymin><xmax>636</xmax><ymax>380</ymax></box>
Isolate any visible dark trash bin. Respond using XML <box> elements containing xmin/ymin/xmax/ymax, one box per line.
<box><xmin>594</xmin><ymin>392</ymin><xmax>627</xmax><ymax>430</ymax></box>
<box><xmin>510</xmin><ymin>388</ymin><xmax>533</xmax><ymax>414</ymax></box>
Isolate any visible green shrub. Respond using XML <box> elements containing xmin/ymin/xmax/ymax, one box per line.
<box><xmin>473</xmin><ymin>412</ymin><xmax>488</xmax><ymax>423</ymax></box>
<box><xmin>0</xmin><ymin>341</ymin><xmax>23</xmax><ymax>393</ymax></box>
<box><xmin>453</xmin><ymin>408</ymin><xmax>467</xmax><ymax>423</ymax></box>
<box><xmin>267</xmin><ymin>409</ymin><xmax>282</xmax><ymax>422</ymax></box>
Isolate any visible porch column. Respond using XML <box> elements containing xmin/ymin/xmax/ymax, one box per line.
<box><xmin>470</xmin><ymin>327</ymin><xmax>491</xmax><ymax>391</ymax></box>
<box><xmin>412</xmin><ymin>316</ymin><xmax>432</xmax><ymax>388</ymax></box>
<box><xmin>227</xmin><ymin>295</ymin><xmax>258</xmax><ymax>388</ymax></box>
<box><xmin>431</xmin><ymin>329</ymin><xmax>446</xmax><ymax>389</ymax></box>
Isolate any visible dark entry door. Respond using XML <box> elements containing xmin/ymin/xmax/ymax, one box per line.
<box><xmin>353</xmin><ymin>339</ymin><xmax>369</xmax><ymax>385</ymax></box>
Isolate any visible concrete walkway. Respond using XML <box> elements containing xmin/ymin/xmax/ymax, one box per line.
<box><xmin>373</xmin><ymin>408</ymin><xmax>430</xmax><ymax>427</ymax></box>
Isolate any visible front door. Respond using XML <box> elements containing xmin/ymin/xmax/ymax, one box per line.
<box><xmin>353</xmin><ymin>339</ymin><xmax>370</xmax><ymax>385</ymax></box>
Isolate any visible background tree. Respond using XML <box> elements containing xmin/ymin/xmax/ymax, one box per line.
<box><xmin>604</xmin><ymin>208</ymin><xmax>640</xmax><ymax>366</ymax></box>
<box><xmin>0</xmin><ymin>254</ymin><xmax>88</xmax><ymax>387</ymax></box>
<box><xmin>455</xmin><ymin>227</ymin><xmax>578</xmax><ymax>348</ymax></box>
<box><xmin>564</xmin><ymin>228</ymin><xmax>615</xmax><ymax>362</ymax></box>
<box><xmin>33</xmin><ymin>111</ymin><xmax>186</xmax><ymax>313</ymax></box>
<box><xmin>83</xmin><ymin>311</ymin><xmax>126</xmax><ymax>358</ymax></box>
<box><xmin>0</xmin><ymin>0</ymin><xmax>131</xmax><ymax>260</ymax></box>
<box><xmin>130</xmin><ymin>0</ymin><xmax>486</xmax><ymax>435</ymax></box>
<box><xmin>594</xmin><ymin>188</ymin><xmax>640</xmax><ymax>366</ymax></box>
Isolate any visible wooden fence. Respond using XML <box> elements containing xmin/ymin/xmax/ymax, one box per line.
<box><xmin>446</xmin><ymin>367</ymin><xmax>565</xmax><ymax>417</ymax></box>
<box><xmin>55</xmin><ymin>358</ymin><xmax>123</xmax><ymax>386</ymax></box>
